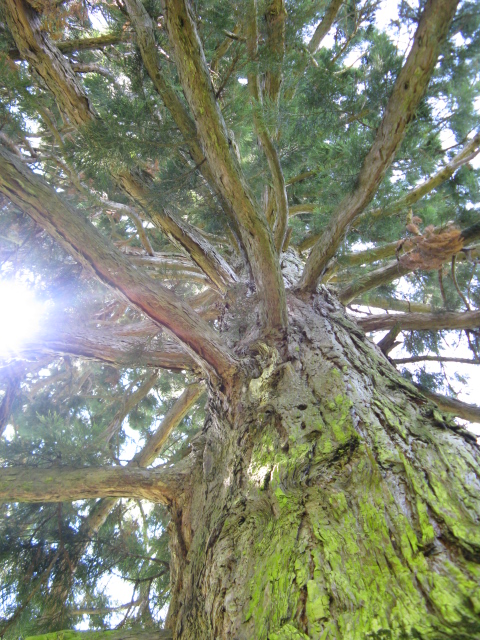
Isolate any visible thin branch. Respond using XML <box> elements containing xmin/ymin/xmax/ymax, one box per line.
<box><xmin>101</xmin><ymin>198</ymin><xmax>154</xmax><ymax>256</ymax></box>
<box><xmin>115</xmin><ymin>171</ymin><xmax>237</xmax><ymax>293</ymax></box>
<box><xmin>211</xmin><ymin>23</ymin><xmax>241</xmax><ymax>73</ymax></box>
<box><xmin>133</xmin><ymin>382</ymin><xmax>204</xmax><ymax>467</ymax></box>
<box><xmin>8</xmin><ymin>33</ymin><xmax>126</xmax><ymax>61</ymax></box>
<box><xmin>263</xmin><ymin>0</ymin><xmax>286</xmax><ymax>105</ymax></box>
<box><xmin>350</xmin><ymin>294</ymin><xmax>436</xmax><ymax>313</ymax></box>
<box><xmin>71</xmin><ymin>63</ymin><xmax>116</xmax><ymax>80</ymax></box>
<box><xmin>245</xmin><ymin>0</ymin><xmax>289</xmax><ymax>252</ymax></box>
<box><xmin>101</xmin><ymin>371</ymin><xmax>159</xmax><ymax>443</ymax></box>
<box><xmin>0</xmin><ymin>371</ymin><xmax>21</xmax><ymax>437</ymax></box>
<box><xmin>366</xmin><ymin>131</ymin><xmax>480</xmax><ymax>221</ymax></box>
<box><xmin>308</xmin><ymin>0</ymin><xmax>344</xmax><ymax>53</ymax></box>
<box><xmin>299</xmin><ymin>0</ymin><xmax>460</xmax><ymax>291</ymax></box>
<box><xmin>394</xmin><ymin>355</ymin><xmax>480</xmax><ymax>365</ymax></box>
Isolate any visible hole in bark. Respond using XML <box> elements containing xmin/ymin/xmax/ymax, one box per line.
<box><xmin>262</xmin><ymin>471</ymin><xmax>271</xmax><ymax>490</ymax></box>
<box><xmin>301</xmin><ymin>421</ymin><xmax>306</xmax><ymax>430</ymax></box>
<box><xmin>404</xmin><ymin>81</ymin><xmax>409</xmax><ymax>90</ymax></box>
<box><xmin>297</xmin><ymin>404</ymin><xmax>308</xmax><ymax>410</ymax></box>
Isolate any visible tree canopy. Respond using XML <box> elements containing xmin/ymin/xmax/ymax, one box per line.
<box><xmin>0</xmin><ymin>0</ymin><xmax>479</xmax><ymax>637</ymax></box>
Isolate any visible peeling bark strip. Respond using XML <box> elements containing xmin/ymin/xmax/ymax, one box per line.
<box><xmin>3</xmin><ymin>0</ymin><xmax>235</xmax><ymax>291</ymax></box>
<box><xmin>0</xmin><ymin>465</ymin><xmax>183</xmax><ymax>504</ymax></box>
<box><xmin>299</xmin><ymin>0</ymin><xmax>460</xmax><ymax>291</ymax></box>
<box><xmin>0</xmin><ymin>146</ymin><xmax>237</xmax><ymax>380</ymax></box>
<box><xmin>162</xmin><ymin>0</ymin><xmax>288</xmax><ymax>331</ymax></box>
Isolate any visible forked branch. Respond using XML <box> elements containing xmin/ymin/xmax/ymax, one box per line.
<box><xmin>162</xmin><ymin>0</ymin><xmax>287</xmax><ymax>331</ymax></box>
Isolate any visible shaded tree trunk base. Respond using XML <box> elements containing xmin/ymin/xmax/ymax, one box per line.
<box><xmin>167</xmin><ymin>293</ymin><xmax>480</xmax><ymax>639</ymax></box>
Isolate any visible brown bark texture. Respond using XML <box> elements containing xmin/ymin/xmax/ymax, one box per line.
<box><xmin>160</xmin><ymin>293</ymin><xmax>480</xmax><ymax>639</ymax></box>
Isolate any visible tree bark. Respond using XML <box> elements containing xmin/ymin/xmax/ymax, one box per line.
<box><xmin>162</xmin><ymin>293</ymin><xmax>480</xmax><ymax>638</ymax></box>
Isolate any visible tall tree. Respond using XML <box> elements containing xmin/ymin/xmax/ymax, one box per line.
<box><xmin>0</xmin><ymin>0</ymin><xmax>480</xmax><ymax>638</ymax></box>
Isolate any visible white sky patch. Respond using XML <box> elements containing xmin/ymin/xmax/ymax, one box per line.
<box><xmin>0</xmin><ymin>280</ymin><xmax>47</xmax><ymax>357</ymax></box>
<box><xmin>89</xmin><ymin>10</ymin><xmax>109</xmax><ymax>34</ymax></box>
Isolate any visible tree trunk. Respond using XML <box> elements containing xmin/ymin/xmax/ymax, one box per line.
<box><xmin>166</xmin><ymin>292</ymin><xmax>480</xmax><ymax>639</ymax></box>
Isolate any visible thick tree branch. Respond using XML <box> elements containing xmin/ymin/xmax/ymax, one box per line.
<box><xmin>338</xmin><ymin>221</ymin><xmax>480</xmax><ymax>302</ymax></box>
<box><xmin>339</xmin><ymin>260</ymin><xmax>411</xmax><ymax>303</ymax></box>
<box><xmin>4</xmin><ymin>0</ymin><xmax>94</xmax><ymax>126</ymax></box>
<box><xmin>162</xmin><ymin>0</ymin><xmax>287</xmax><ymax>331</ymax></box>
<box><xmin>416</xmin><ymin>387</ymin><xmax>480</xmax><ymax>423</ymax></box>
<box><xmin>0</xmin><ymin>465</ymin><xmax>184</xmax><ymax>504</ymax></box>
<box><xmin>0</xmin><ymin>146</ymin><xmax>237</xmax><ymax>380</ymax></box>
<box><xmin>299</xmin><ymin>0</ymin><xmax>460</xmax><ymax>291</ymax></box>
<box><xmin>10</xmin><ymin>327</ymin><xmax>195</xmax><ymax>371</ymax></box>
<box><xmin>358</xmin><ymin>309</ymin><xmax>480</xmax><ymax>333</ymax></box>
<box><xmin>289</xmin><ymin>203</ymin><xmax>316</xmax><ymax>217</ymax></box>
